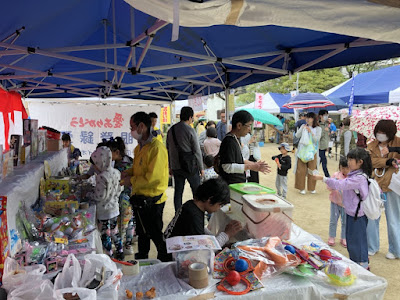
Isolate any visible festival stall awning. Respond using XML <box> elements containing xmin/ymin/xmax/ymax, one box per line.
<box><xmin>1</xmin><ymin>1</ymin><xmax>400</xmax><ymax>102</ymax></box>
<box><xmin>323</xmin><ymin>65</ymin><xmax>400</xmax><ymax>105</ymax></box>
<box><xmin>236</xmin><ymin>93</ymin><xmax>293</xmax><ymax>114</ymax></box>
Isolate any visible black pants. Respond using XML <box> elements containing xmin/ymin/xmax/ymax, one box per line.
<box><xmin>319</xmin><ymin>149</ymin><xmax>330</xmax><ymax>177</ymax></box>
<box><xmin>131</xmin><ymin>201</ymin><xmax>169</xmax><ymax>262</ymax></box>
<box><xmin>248</xmin><ymin>155</ymin><xmax>259</xmax><ymax>183</ymax></box>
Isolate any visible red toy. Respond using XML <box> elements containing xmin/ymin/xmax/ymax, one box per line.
<box><xmin>226</xmin><ymin>270</ymin><xmax>241</xmax><ymax>286</ymax></box>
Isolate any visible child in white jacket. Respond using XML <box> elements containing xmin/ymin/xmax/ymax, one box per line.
<box><xmin>87</xmin><ymin>146</ymin><xmax>124</xmax><ymax>259</ymax></box>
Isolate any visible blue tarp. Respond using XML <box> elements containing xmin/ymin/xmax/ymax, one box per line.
<box><xmin>324</xmin><ymin>65</ymin><xmax>400</xmax><ymax>105</ymax></box>
<box><xmin>1</xmin><ymin>1</ymin><xmax>400</xmax><ymax>100</ymax></box>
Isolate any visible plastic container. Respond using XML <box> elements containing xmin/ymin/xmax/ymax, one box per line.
<box><xmin>242</xmin><ymin>194</ymin><xmax>294</xmax><ymax>240</ymax></box>
<box><xmin>259</xmin><ymin>141</ymin><xmax>265</xmax><ymax>147</ymax></box>
<box><xmin>229</xmin><ymin>183</ymin><xmax>275</xmax><ymax>215</ymax></box>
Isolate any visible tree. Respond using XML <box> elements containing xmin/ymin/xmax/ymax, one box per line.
<box><xmin>235</xmin><ymin>67</ymin><xmax>347</xmax><ymax>106</ymax></box>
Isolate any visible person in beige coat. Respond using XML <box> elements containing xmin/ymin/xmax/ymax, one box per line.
<box><xmin>367</xmin><ymin>120</ymin><xmax>400</xmax><ymax>259</ymax></box>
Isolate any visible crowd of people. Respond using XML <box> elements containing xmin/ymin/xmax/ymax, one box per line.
<box><xmin>67</xmin><ymin>106</ymin><xmax>400</xmax><ymax>272</ymax></box>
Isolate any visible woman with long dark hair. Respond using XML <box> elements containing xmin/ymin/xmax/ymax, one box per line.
<box><xmin>294</xmin><ymin>112</ymin><xmax>322</xmax><ymax>195</ymax></box>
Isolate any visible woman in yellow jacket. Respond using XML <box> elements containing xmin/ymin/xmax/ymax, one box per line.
<box><xmin>367</xmin><ymin>120</ymin><xmax>400</xmax><ymax>259</ymax></box>
<box><xmin>121</xmin><ymin>112</ymin><xmax>169</xmax><ymax>262</ymax></box>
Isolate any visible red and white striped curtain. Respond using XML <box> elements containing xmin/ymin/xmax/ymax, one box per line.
<box><xmin>0</xmin><ymin>89</ymin><xmax>28</xmax><ymax>150</ymax></box>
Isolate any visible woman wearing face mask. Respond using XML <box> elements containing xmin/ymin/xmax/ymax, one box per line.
<box><xmin>340</xmin><ymin>117</ymin><xmax>356</xmax><ymax>159</ymax></box>
<box><xmin>367</xmin><ymin>120</ymin><xmax>400</xmax><ymax>259</ymax></box>
<box><xmin>294</xmin><ymin>112</ymin><xmax>322</xmax><ymax>195</ymax></box>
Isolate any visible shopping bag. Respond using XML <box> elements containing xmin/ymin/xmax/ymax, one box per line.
<box><xmin>389</xmin><ymin>170</ymin><xmax>400</xmax><ymax>196</ymax></box>
<box><xmin>55</xmin><ymin>288</ymin><xmax>96</xmax><ymax>300</ymax></box>
<box><xmin>80</xmin><ymin>254</ymin><xmax>122</xmax><ymax>300</ymax></box>
<box><xmin>2</xmin><ymin>257</ymin><xmax>46</xmax><ymax>292</ymax></box>
<box><xmin>8</xmin><ymin>279</ymin><xmax>61</xmax><ymax>300</ymax></box>
<box><xmin>297</xmin><ymin>133</ymin><xmax>316</xmax><ymax>163</ymax></box>
<box><xmin>54</xmin><ymin>254</ymin><xmax>82</xmax><ymax>290</ymax></box>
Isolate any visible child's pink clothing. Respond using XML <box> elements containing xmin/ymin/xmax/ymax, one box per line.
<box><xmin>327</xmin><ymin>171</ymin><xmax>346</xmax><ymax>206</ymax></box>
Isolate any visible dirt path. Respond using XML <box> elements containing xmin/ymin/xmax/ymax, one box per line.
<box><xmin>139</xmin><ymin>143</ymin><xmax>396</xmax><ymax>299</ymax></box>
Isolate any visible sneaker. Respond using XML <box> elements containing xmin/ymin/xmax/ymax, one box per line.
<box><xmin>135</xmin><ymin>253</ymin><xmax>148</xmax><ymax>260</ymax></box>
<box><xmin>115</xmin><ymin>251</ymin><xmax>125</xmax><ymax>261</ymax></box>
<box><xmin>124</xmin><ymin>245</ymin><xmax>134</xmax><ymax>255</ymax></box>
<box><xmin>340</xmin><ymin>239</ymin><xmax>347</xmax><ymax>248</ymax></box>
<box><xmin>386</xmin><ymin>252</ymin><xmax>396</xmax><ymax>260</ymax></box>
<box><xmin>328</xmin><ymin>237</ymin><xmax>335</xmax><ymax>246</ymax></box>
<box><xmin>300</xmin><ymin>190</ymin><xmax>306</xmax><ymax>195</ymax></box>
<box><xmin>368</xmin><ymin>251</ymin><xmax>377</xmax><ymax>256</ymax></box>
<box><xmin>311</xmin><ymin>190</ymin><xmax>316</xmax><ymax>194</ymax></box>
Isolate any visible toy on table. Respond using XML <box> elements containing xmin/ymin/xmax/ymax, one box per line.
<box><xmin>214</xmin><ymin>248</ymin><xmax>263</xmax><ymax>295</ymax></box>
<box><xmin>282</xmin><ymin>242</ymin><xmax>325</xmax><ymax>270</ymax></box>
<box><xmin>125</xmin><ymin>289</ymin><xmax>133</xmax><ymax>299</ymax></box>
<box><xmin>325</xmin><ymin>260</ymin><xmax>356</xmax><ymax>286</ymax></box>
<box><xmin>314</xmin><ymin>249</ymin><xmax>342</xmax><ymax>261</ymax></box>
<box><xmin>145</xmin><ymin>287</ymin><xmax>156</xmax><ymax>299</ymax></box>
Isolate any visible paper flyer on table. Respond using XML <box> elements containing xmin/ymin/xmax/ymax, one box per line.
<box><xmin>166</xmin><ymin>235</ymin><xmax>221</xmax><ymax>253</ymax></box>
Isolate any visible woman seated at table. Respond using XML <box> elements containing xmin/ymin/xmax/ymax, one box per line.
<box><xmin>164</xmin><ymin>178</ymin><xmax>242</xmax><ymax>247</ymax></box>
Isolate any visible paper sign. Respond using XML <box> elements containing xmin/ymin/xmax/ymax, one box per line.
<box><xmin>166</xmin><ymin>235</ymin><xmax>221</xmax><ymax>253</ymax></box>
<box><xmin>254</xmin><ymin>93</ymin><xmax>263</xmax><ymax>128</ymax></box>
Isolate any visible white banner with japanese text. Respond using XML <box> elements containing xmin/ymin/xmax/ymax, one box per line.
<box><xmin>27</xmin><ymin>102</ymin><xmax>162</xmax><ymax>158</ymax></box>
<box><xmin>254</xmin><ymin>93</ymin><xmax>263</xmax><ymax>128</ymax></box>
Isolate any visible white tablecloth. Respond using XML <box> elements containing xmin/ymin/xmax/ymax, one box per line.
<box><xmin>0</xmin><ymin>149</ymin><xmax>68</xmax><ymax>256</ymax></box>
<box><xmin>118</xmin><ymin>209</ymin><xmax>387</xmax><ymax>300</ymax></box>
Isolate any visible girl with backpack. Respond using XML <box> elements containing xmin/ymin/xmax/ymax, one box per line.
<box><xmin>314</xmin><ymin>148</ymin><xmax>372</xmax><ymax>269</ymax></box>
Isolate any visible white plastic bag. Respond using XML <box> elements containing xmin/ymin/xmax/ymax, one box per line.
<box><xmin>8</xmin><ymin>279</ymin><xmax>61</xmax><ymax>300</ymax></box>
<box><xmin>389</xmin><ymin>170</ymin><xmax>400</xmax><ymax>196</ymax></box>
<box><xmin>2</xmin><ymin>257</ymin><xmax>46</xmax><ymax>292</ymax></box>
<box><xmin>253</xmin><ymin>144</ymin><xmax>261</xmax><ymax>161</ymax></box>
<box><xmin>54</xmin><ymin>253</ymin><xmax>82</xmax><ymax>290</ymax></box>
<box><xmin>55</xmin><ymin>288</ymin><xmax>96</xmax><ymax>300</ymax></box>
<box><xmin>80</xmin><ymin>254</ymin><xmax>122</xmax><ymax>300</ymax></box>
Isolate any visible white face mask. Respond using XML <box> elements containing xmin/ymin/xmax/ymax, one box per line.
<box><xmin>131</xmin><ymin>129</ymin><xmax>142</xmax><ymax>141</ymax></box>
<box><xmin>323</xmin><ymin>115</ymin><xmax>329</xmax><ymax>121</ymax></box>
<box><xmin>376</xmin><ymin>133</ymin><xmax>388</xmax><ymax>142</ymax></box>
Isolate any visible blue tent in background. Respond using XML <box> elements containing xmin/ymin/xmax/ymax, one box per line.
<box><xmin>1</xmin><ymin>1</ymin><xmax>400</xmax><ymax>101</ymax></box>
<box><xmin>323</xmin><ymin>65</ymin><xmax>400</xmax><ymax>105</ymax></box>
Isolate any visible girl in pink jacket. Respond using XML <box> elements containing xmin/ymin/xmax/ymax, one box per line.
<box><xmin>327</xmin><ymin>157</ymin><xmax>350</xmax><ymax>247</ymax></box>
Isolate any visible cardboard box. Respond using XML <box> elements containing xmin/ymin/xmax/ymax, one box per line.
<box><xmin>38</xmin><ymin>129</ymin><xmax>47</xmax><ymax>154</ymax></box>
<box><xmin>19</xmin><ymin>145</ymin><xmax>30</xmax><ymax>165</ymax></box>
<box><xmin>47</xmin><ymin>139</ymin><xmax>62</xmax><ymax>151</ymax></box>
<box><xmin>2</xmin><ymin>150</ymin><xmax>13</xmax><ymax>178</ymax></box>
<box><xmin>23</xmin><ymin>119</ymin><xmax>38</xmax><ymax>159</ymax></box>
<box><xmin>9</xmin><ymin>135</ymin><xmax>22</xmax><ymax>166</ymax></box>
<box><xmin>0</xmin><ymin>196</ymin><xmax>9</xmax><ymax>282</ymax></box>
<box><xmin>45</xmin><ymin>177</ymin><xmax>70</xmax><ymax>195</ymax></box>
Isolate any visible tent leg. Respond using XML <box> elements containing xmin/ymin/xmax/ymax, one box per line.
<box><xmin>225</xmin><ymin>87</ymin><xmax>230</xmax><ymax>133</ymax></box>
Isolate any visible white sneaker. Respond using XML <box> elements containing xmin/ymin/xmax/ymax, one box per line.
<box><xmin>124</xmin><ymin>245</ymin><xmax>134</xmax><ymax>255</ymax></box>
<box><xmin>386</xmin><ymin>252</ymin><xmax>396</xmax><ymax>260</ymax></box>
<box><xmin>311</xmin><ymin>190</ymin><xmax>316</xmax><ymax>194</ymax></box>
<box><xmin>368</xmin><ymin>251</ymin><xmax>377</xmax><ymax>256</ymax></box>
<box><xmin>300</xmin><ymin>190</ymin><xmax>306</xmax><ymax>195</ymax></box>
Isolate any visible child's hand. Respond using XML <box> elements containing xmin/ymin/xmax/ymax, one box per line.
<box><xmin>224</xmin><ymin>220</ymin><xmax>242</xmax><ymax>238</ymax></box>
<box><xmin>313</xmin><ymin>175</ymin><xmax>324</xmax><ymax>181</ymax></box>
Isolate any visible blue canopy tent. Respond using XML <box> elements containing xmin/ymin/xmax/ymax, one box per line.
<box><xmin>323</xmin><ymin>65</ymin><xmax>400</xmax><ymax>105</ymax></box>
<box><xmin>1</xmin><ymin>1</ymin><xmax>400</xmax><ymax>102</ymax></box>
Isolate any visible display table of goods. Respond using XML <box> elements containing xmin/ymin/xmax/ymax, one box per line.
<box><xmin>117</xmin><ymin>225</ymin><xmax>387</xmax><ymax>300</ymax></box>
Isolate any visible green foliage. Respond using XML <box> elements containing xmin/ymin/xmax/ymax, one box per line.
<box><xmin>288</xmin><ymin>120</ymin><xmax>295</xmax><ymax>130</ymax></box>
<box><xmin>235</xmin><ymin>67</ymin><xmax>347</xmax><ymax>106</ymax></box>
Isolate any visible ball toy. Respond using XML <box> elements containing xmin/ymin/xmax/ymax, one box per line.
<box><xmin>319</xmin><ymin>249</ymin><xmax>332</xmax><ymax>261</ymax></box>
<box><xmin>235</xmin><ymin>259</ymin><xmax>249</xmax><ymax>272</ymax></box>
<box><xmin>297</xmin><ymin>249</ymin><xmax>309</xmax><ymax>261</ymax></box>
<box><xmin>284</xmin><ymin>245</ymin><xmax>296</xmax><ymax>254</ymax></box>
<box><xmin>226</xmin><ymin>270</ymin><xmax>241</xmax><ymax>286</ymax></box>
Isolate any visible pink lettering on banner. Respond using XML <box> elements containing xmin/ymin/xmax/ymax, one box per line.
<box><xmin>85</xmin><ymin>119</ymin><xmax>96</xmax><ymax>128</ymax></box>
<box><xmin>254</xmin><ymin>93</ymin><xmax>264</xmax><ymax>128</ymax></box>
<box><xmin>104</xmin><ymin>118</ymin><xmax>113</xmax><ymax>128</ymax></box>
<box><xmin>79</xmin><ymin>117</ymin><xmax>85</xmax><ymax>128</ymax></box>
<box><xmin>113</xmin><ymin>113</ymin><xmax>124</xmax><ymax>128</ymax></box>
<box><xmin>96</xmin><ymin>119</ymin><xmax>104</xmax><ymax>128</ymax></box>
<box><xmin>70</xmin><ymin>117</ymin><xmax>78</xmax><ymax>127</ymax></box>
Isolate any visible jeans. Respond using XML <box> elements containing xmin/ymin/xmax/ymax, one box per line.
<box><xmin>276</xmin><ymin>131</ymin><xmax>280</xmax><ymax>144</ymax></box>
<box><xmin>275</xmin><ymin>175</ymin><xmax>288</xmax><ymax>198</ymax></box>
<box><xmin>329</xmin><ymin>202</ymin><xmax>346</xmax><ymax>239</ymax></box>
<box><xmin>346</xmin><ymin>214</ymin><xmax>368</xmax><ymax>265</ymax></box>
<box><xmin>319</xmin><ymin>149</ymin><xmax>330</xmax><ymax>177</ymax></box>
<box><xmin>173</xmin><ymin>169</ymin><xmax>200</xmax><ymax>212</ymax></box>
<box><xmin>368</xmin><ymin>191</ymin><xmax>400</xmax><ymax>257</ymax></box>
<box><xmin>132</xmin><ymin>202</ymin><xmax>170</xmax><ymax>262</ymax></box>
